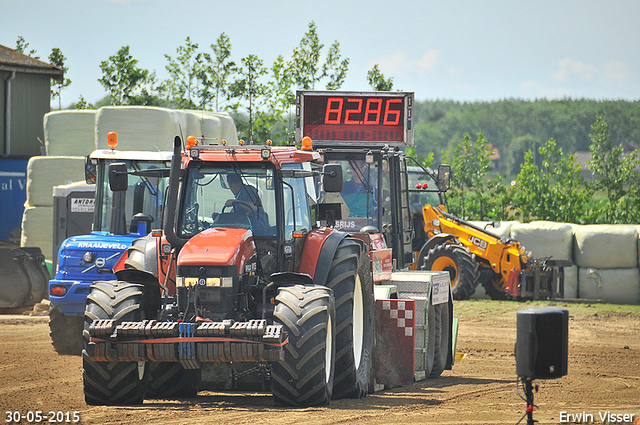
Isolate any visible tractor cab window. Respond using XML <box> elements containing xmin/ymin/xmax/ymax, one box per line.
<box><xmin>178</xmin><ymin>165</ymin><xmax>277</xmax><ymax>238</ymax></box>
<box><xmin>95</xmin><ymin>159</ymin><xmax>168</xmax><ymax>233</ymax></box>
<box><xmin>322</xmin><ymin>158</ymin><xmax>379</xmax><ymax>232</ymax></box>
<box><xmin>282</xmin><ymin>164</ymin><xmax>313</xmax><ymax>240</ymax></box>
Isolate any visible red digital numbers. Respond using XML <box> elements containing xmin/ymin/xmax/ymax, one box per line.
<box><xmin>323</xmin><ymin>97</ymin><xmax>403</xmax><ymax>126</ymax></box>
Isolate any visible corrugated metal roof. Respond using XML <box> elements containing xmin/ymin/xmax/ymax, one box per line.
<box><xmin>0</xmin><ymin>44</ymin><xmax>64</xmax><ymax>79</ymax></box>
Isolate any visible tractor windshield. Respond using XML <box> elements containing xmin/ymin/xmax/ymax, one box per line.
<box><xmin>94</xmin><ymin>159</ymin><xmax>168</xmax><ymax>233</ymax></box>
<box><xmin>178</xmin><ymin>164</ymin><xmax>277</xmax><ymax>238</ymax></box>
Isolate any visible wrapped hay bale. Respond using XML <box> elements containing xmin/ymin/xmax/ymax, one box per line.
<box><xmin>562</xmin><ymin>265</ymin><xmax>579</xmax><ymax>299</ymax></box>
<box><xmin>573</xmin><ymin>225</ymin><xmax>638</xmax><ymax>269</ymax></box>
<box><xmin>578</xmin><ymin>267</ymin><xmax>640</xmax><ymax>304</ymax></box>
<box><xmin>44</xmin><ymin>110</ymin><xmax>97</xmax><ymax>156</ymax></box>
<box><xmin>25</xmin><ymin>156</ymin><xmax>86</xmax><ymax>207</ymax></box>
<box><xmin>510</xmin><ymin>221</ymin><xmax>574</xmax><ymax>261</ymax></box>
<box><xmin>20</xmin><ymin>206</ymin><xmax>54</xmax><ymax>260</ymax></box>
<box><xmin>95</xmin><ymin>106</ymin><xmax>187</xmax><ymax>151</ymax></box>
<box><xmin>468</xmin><ymin>220</ymin><xmax>519</xmax><ymax>239</ymax></box>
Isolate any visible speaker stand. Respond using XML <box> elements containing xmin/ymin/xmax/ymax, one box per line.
<box><xmin>519</xmin><ymin>377</ymin><xmax>538</xmax><ymax>425</ymax></box>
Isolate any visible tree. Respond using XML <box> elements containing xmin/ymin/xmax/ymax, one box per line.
<box><xmin>229</xmin><ymin>54</ymin><xmax>268</xmax><ymax>142</ymax></box>
<box><xmin>510</xmin><ymin>139</ymin><xmax>590</xmax><ymax>223</ymax></box>
<box><xmin>201</xmin><ymin>33</ymin><xmax>236</xmax><ymax>111</ymax></box>
<box><xmin>48</xmin><ymin>48</ymin><xmax>71</xmax><ymax>109</ymax></box>
<box><xmin>587</xmin><ymin>115</ymin><xmax>640</xmax><ymax>222</ymax></box>
<box><xmin>288</xmin><ymin>21</ymin><xmax>349</xmax><ymax>90</ymax></box>
<box><xmin>255</xmin><ymin>55</ymin><xmax>296</xmax><ymax>142</ymax></box>
<box><xmin>367</xmin><ymin>64</ymin><xmax>394</xmax><ymax>91</ymax></box>
<box><xmin>98</xmin><ymin>46</ymin><xmax>152</xmax><ymax>105</ymax></box>
<box><xmin>15</xmin><ymin>36</ymin><xmax>38</xmax><ymax>58</ymax></box>
<box><xmin>443</xmin><ymin>133</ymin><xmax>507</xmax><ymax>220</ymax></box>
<box><xmin>161</xmin><ymin>37</ymin><xmax>206</xmax><ymax>109</ymax></box>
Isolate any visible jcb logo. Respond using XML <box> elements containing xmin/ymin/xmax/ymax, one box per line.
<box><xmin>469</xmin><ymin>236</ymin><xmax>488</xmax><ymax>250</ymax></box>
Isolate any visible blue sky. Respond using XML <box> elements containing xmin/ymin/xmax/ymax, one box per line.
<box><xmin>2</xmin><ymin>0</ymin><xmax>639</xmax><ymax>106</ymax></box>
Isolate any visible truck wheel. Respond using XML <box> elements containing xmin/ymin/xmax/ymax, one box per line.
<box><xmin>325</xmin><ymin>238</ymin><xmax>374</xmax><ymax>399</ymax></box>
<box><xmin>82</xmin><ymin>281</ymin><xmax>147</xmax><ymax>405</ymax></box>
<box><xmin>49</xmin><ymin>307</ymin><xmax>83</xmax><ymax>356</ymax></box>
<box><xmin>422</xmin><ymin>244</ymin><xmax>479</xmax><ymax>300</ymax></box>
<box><xmin>146</xmin><ymin>363</ymin><xmax>201</xmax><ymax>399</ymax></box>
<box><xmin>272</xmin><ymin>285</ymin><xmax>335</xmax><ymax>407</ymax></box>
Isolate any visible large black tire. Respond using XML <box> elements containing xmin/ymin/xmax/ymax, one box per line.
<box><xmin>82</xmin><ymin>281</ymin><xmax>147</xmax><ymax>405</ymax></box>
<box><xmin>422</xmin><ymin>243</ymin><xmax>480</xmax><ymax>300</ymax></box>
<box><xmin>481</xmin><ymin>272</ymin><xmax>509</xmax><ymax>300</ymax></box>
<box><xmin>146</xmin><ymin>363</ymin><xmax>201</xmax><ymax>399</ymax></box>
<box><xmin>49</xmin><ymin>307</ymin><xmax>83</xmax><ymax>356</ymax></box>
<box><xmin>324</xmin><ymin>238</ymin><xmax>374</xmax><ymax>399</ymax></box>
<box><xmin>428</xmin><ymin>300</ymin><xmax>451</xmax><ymax>378</ymax></box>
<box><xmin>271</xmin><ymin>285</ymin><xmax>335</xmax><ymax>407</ymax></box>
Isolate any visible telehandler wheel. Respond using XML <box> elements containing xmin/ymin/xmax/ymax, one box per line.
<box><xmin>325</xmin><ymin>238</ymin><xmax>374</xmax><ymax>399</ymax></box>
<box><xmin>481</xmin><ymin>273</ymin><xmax>509</xmax><ymax>300</ymax></box>
<box><xmin>272</xmin><ymin>285</ymin><xmax>335</xmax><ymax>407</ymax></box>
<box><xmin>422</xmin><ymin>243</ymin><xmax>480</xmax><ymax>300</ymax></box>
<box><xmin>82</xmin><ymin>281</ymin><xmax>147</xmax><ymax>405</ymax></box>
<box><xmin>146</xmin><ymin>362</ymin><xmax>201</xmax><ymax>399</ymax></box>
<box><xmin>49</xmin><ymin>307</ymin><xmax>83</xmax><ymax>356</ymax></box>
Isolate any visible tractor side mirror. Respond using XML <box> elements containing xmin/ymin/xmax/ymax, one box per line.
<box><xmin>85</xmin><ymin>155</ymin><xmax>97</xmax><ymax>184</ymax></box>
<box><xmin>323</xmin><ymin>163</ymin><xmax>343</xmax><ymax>193</ymax></box>
<box><xmin>108</xmin><ymin>162</ymin><xmax>128</xmax><ymax>192</ymax></box>
<box><xmin>437</xmin><ymin>164</ymin><xmax>451</xmax><ymax>192</ymax></box>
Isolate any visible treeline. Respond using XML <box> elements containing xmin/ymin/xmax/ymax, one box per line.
<box><xmin>412</xmin><ymin>98</ymin><xmax>640</xmax><ymax>177</ymax></box>
<box><xmin>436</xmin><ymin>116</ymin><xmax>640</xmax><ymax>225</ymax></box>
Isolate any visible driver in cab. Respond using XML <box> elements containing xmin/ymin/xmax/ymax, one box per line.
<box><xmin>225</xmin><ymin>173</ymin><xmax>268</xmax><ymax>235</ymax></box>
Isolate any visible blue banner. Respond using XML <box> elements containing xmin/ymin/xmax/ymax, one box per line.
<box><xmin>0</xmin><ymin>158</ymin><xmax>28</xmax><ymax>243</ymax></box>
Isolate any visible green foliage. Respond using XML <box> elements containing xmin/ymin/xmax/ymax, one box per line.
<box><xmin>229</xmin><ymin>54</ymin><xmax>268</xmax><ymax>142</ymax></box>
<box><xmin>509</xmin><ymin>139</ymin><xmax>591</xmax><ymax>223</ymax></box>
<box><xmin>288</xmin><ymin>21</ymin><xmax>349</xmax><ymax>91</ymax></box>
<box><xmin>160</xmin><ymin>37</ymin><xmax>206</xmax><ymax>109</ymax></box>
<box><xmin>15</xmin><ymin>36</ymin><xmax>38</xmax><ymax>58</ymax></box>
<box><xmin>48</xmin><ymin>48</ymin><xmax>71</xmax><ymax>109</ymax></box>
<box><xmin>200</xmin><ymin>33</ymin><xmax>236</xmax><ymax>111</ymax></box>
<box><xmin>98</xmin><ymin>46</ymin><xmax>152</xmax><ymax>105</ymax></box>
<box><xmin>443</xmin><ymin>132</ymin><xmax>508</xmax><ymax>221</ymax></box>
<box><xmin>587</xmin><ymin>115</ymin><xmax>640</xmax><ymax>223</ymax></box>
<box><xmin>367</xmin><ymin>64</ymin><xmax>394</xmax><ymax>91</ymax></box>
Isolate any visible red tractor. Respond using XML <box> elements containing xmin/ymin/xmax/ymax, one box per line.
<box><xmin>82</xmin><ymin>90</ymin><xmax>455</xmax><ymax>407</ymax></box>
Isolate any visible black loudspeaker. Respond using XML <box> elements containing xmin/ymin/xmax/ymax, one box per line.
<box><xmin>516</xmin><ymin>307</ymin><xmax>568</xmax><ymax>379</ymax></box>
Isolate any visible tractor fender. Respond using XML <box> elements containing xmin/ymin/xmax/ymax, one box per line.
<box><xmin>416</xmin><ymin>234</ymin><xmax>459</xmax><ymax>269</ymax></box>
<box><xmin>114</xmin><ymin>234</ymin><xmax>160</xmax><ymax>286</ymax></box>
<box><xmin>297</xmin><ymin>229</ymin><xmax>349</xmax><ymax>287</ymax></box>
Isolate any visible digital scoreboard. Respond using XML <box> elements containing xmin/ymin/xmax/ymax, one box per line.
<box><xmin>295</xmin><ymin>90</ymin><xmax>414</xmax><ymax>147</ymax></box>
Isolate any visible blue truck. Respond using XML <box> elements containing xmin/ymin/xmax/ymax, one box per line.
<box><xmin>48</xmin><ymin>148</ymin><xmax>171</xmax><ymax>354</ymax></box>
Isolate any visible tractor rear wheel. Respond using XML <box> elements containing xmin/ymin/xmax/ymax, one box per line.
<box><xmin>146</xmin><ymin>362</ymin><xmax>201</xmax><ymax>399</ymax></box>
<box><xmin>422</xmin><ymin>243</ymin><xmax>480</xmax><ymax>300</ymax></box>
<box><xmin>49</xmin><ymin>307</ymin><xmax>83</xmax><ymax>356</ymax></box>
<box><xmin>325</xmin><ymin>238</ymin><xmax>374</xmax><ymax>399</ymax></box>
<box><xmin>272</xmin><ymin>285</ymin><xmax>335</xmax><ymax>407</ymax></box>
<box><xmin>82</xmin><ymin>281</ymin><xmax>147</xmax><ymax>405</ymax></box>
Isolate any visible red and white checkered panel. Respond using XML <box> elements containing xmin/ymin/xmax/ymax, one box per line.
<box><xmin>373</xmin><ymin>299</ymin><xmax>415</xmax><ymax>387</ymax></box>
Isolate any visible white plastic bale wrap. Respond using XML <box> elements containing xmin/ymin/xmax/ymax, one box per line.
<box><xmin>95</xmin><ymin>107</ymin><xmax>239</xmax><ymax>150</ymax></box>
<box><xmin>468</xmin><ymin>220</ymin><xmax>519</xmax><ymax>238</ymax></box>
<box><xmin>44</xmin><ymin>110</ymin><xmax>97</xmax><ymax>156</ymax></box>
<box><xmin>95</xmin><ymin>107</ymin><xmax>188</xmax><ymax>151</ymax></box>
<box><xmin>573</xmin><ymin>224</ymin><xmax>639</xmax><ymax>269</ymax></box>
<box><xmin>561</xmin><ymin>265</ymin><xmax>579</xmax><ymax>299</ymax></box>
<box><xmin>25</xmin><ymin>156</ymin><xmax>86</xmax><ymax>207</ymax></box>
<box><xmin>578</xmin><ymin>267</ymin><xmax>640</xmax><ymax>304</ymax></box>
<box><xmin>510</xmin><ymin>221</ymin><xmax>573</xmax><ymax>261</ymax></box>
<box><xmin>20</xmin><ymin>206</ymin><xmax>54</xmax><ymax>259</ymax></box>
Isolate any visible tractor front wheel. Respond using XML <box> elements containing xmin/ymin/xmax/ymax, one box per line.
<box><xmin>422</xmin><ymin>243</ymin><xmax>480</xmax><ymax>300</ymax></box>
<box><xmin>49</xmin><ymin>307</ymin><xmax>83</xmax><ymax>356</ymax></box>
<box><xmin>271</xmin><ymin>285</ymin><xmax>336</xmax><ymax>407</ymax></box>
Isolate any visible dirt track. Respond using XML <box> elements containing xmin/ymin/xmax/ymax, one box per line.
<box><xmin>1</xmin><ymin>301</ymin><xmax>639</xmax><ymax>424</ymax></box>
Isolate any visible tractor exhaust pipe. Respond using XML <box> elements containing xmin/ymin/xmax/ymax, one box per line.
<box><xmin>164</xmin><ymin>136</ymin><xmax>187</xmax><ymax>249</ymax></box>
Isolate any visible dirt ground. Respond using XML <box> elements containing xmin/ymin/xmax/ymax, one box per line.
<box><xmin>1</xmin><ymin>300</ymin><xmax>639</xmax><ymax>425</ymax></box>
